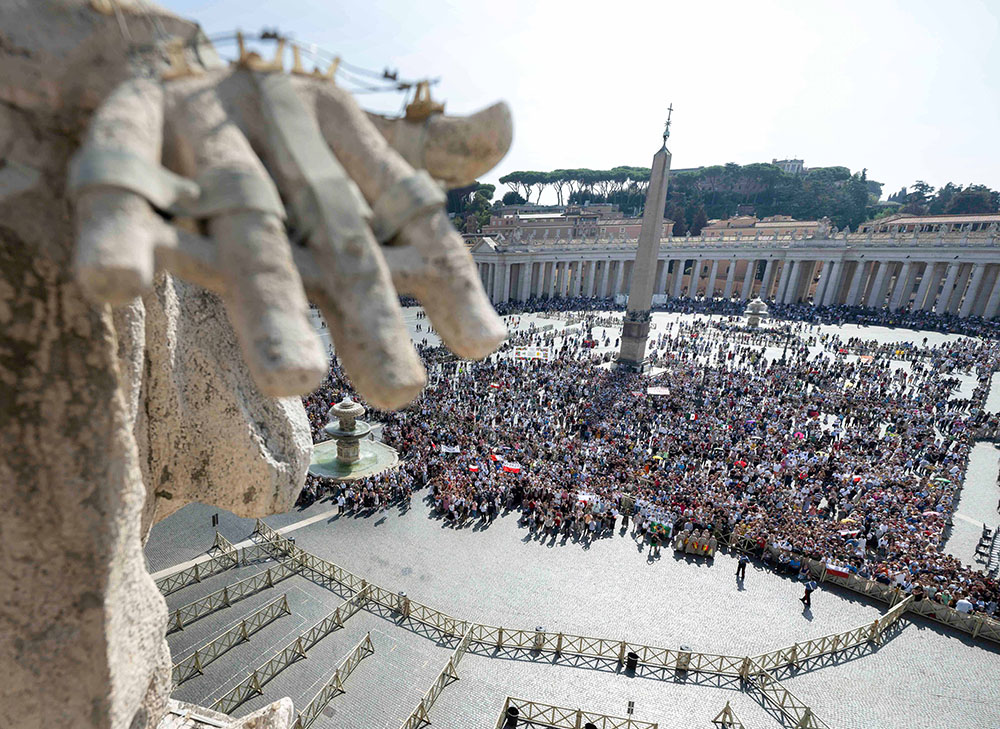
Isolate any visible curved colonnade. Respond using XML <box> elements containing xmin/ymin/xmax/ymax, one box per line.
<box><xmin>470</xmin><ymin>230</ymin><xmax>1000</xmax><ymax>318</ymax></box>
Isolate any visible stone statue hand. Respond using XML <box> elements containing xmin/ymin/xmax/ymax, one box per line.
<box><xmin>69</xmin><ymin>54</ymin><xmax>510</xmax><ymax>409</ymax></box>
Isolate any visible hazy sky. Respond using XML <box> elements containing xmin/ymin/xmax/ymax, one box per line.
<box><xmin>169</xmin><ymin>0</ymin><xmax>1000</xmax><ymax>204</ymax></box>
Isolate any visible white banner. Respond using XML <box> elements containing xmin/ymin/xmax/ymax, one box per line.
<box><xmin>513</xmin><ymin>346</ymin><xmax>552</xmax><ymax>361</ymax></box>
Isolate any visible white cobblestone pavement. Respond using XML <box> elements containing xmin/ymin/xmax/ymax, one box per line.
<box><xmin>151</xmin><ymin>495</ymin><xmax>1000</xmax><ymax>729</ymax></box>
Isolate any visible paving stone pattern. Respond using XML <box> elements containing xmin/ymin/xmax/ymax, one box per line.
<box><xmin>150</xmin><ymin>497</ymin><xmax>1000</xmax><ymax>729</ymax></box>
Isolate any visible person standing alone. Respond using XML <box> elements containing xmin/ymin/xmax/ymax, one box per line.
<box><xmin>736</xmin><ymin>554</ymin><xmax>749</xmax><ymax>580</ymax></box>
<box><xmin>800</xmin><ymin>579</ymin><xmax>818</xmax><ymax>608</ymax></box>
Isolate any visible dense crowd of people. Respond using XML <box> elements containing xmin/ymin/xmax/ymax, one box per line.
<box><xmin>300</xmin><ymin>296</ymin><xmax>1000</xmax><ymax>616</ymax></box>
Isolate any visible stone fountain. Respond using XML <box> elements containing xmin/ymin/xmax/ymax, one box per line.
<box><xmin>309</xmin><ymin>396</ymin><xmax>398</xmax><ymax>480</ymax></box>
<box><xmin>744</xmin><ymin>297</ymin><xmax>769</xmax><ymax>328</ymax></box>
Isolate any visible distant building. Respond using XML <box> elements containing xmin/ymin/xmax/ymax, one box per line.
<box><xmin>701</xmin><ymin>215</ymin><xmax>819</xmax><ymax>238</ymax></box>
<box><xmin>859</xmin><ymin>212</ymin><xmax>1000</xmax><ymax>234</ymax></box>
<box><xmin>772</xmin><ymin>158</ymin><xmax>805</xmax><ymax>175</ymax></box>
<box><xmin>481</xmin><ymin>204</ymin><xmax>671</xmax><ymax>241</ymax></box>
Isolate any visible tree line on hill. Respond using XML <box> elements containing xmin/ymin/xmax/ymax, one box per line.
<box><xmin>883</xmin><ymin>181</ymin><xmax>1000</xmax><ymax>217</ymax></box>
<box><xmin>445</xmin><ymin>162</ymin><xmax>1000</xmax><ymax>235</ymax></box>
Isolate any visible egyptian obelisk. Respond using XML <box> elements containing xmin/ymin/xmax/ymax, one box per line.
<box><xmin>617</xmin><ymin>109</ymin><xmax>673</xmax><ymax>370</ymax></box>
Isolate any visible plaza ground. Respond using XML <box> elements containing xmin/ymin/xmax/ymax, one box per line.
<box><xmin>148</xmin><ymin>308</ymin><xmax>1000</xmax><ymax>728</ymax></box>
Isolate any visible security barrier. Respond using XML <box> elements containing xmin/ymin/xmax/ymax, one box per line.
<box><xmin>723</xmin><ymin>533</ymin><xmax>1000</xmax><ymax>647</ymax></box>
<box><xmin>211</xmin><ymin>587</ymin><xmax>369</xmax><ymax>714</ymax></box>
<box><xmin>750</xmin><ymin>596</ymin><xmax>913</xmax><ymax>673</ymax></box>
<box><xmin>171</xmin><ymin>594</ymin><xmax>291</xmax><ymax>685</ymax></box>
<box><xmin>167</xmin><ymin>558</ymin><xmax>296</xmax><ymax>634</ymax></box>
<box><xmin>236</xmin><ymin>522</ymin><xmax>990</xmax><ymax>728</ymax></box>
<box><xmin>711</xmin><ymin>702</ymin><xmax>744</xmax><ymax>729</ymax></box>
<box><xmin>745</xmin><ymin>660</ymin><xmax>829</xmax><ymax>729</ymax></box>
<box><xmin>398</xmin><ymin>628</ymin><xmax>472</xmax><ymax>729</ymax></box>
<box><xmin>156</xmin><ymin>532</ymin><xmax>239</xmax><ymax>596</ymax></box>
<box><xmin>494</xmin><ymin>696</ymin><xmax>658</xmax><ymax>729</ymax></box>
<box><xmin>253</xmin><ymin>521</ymin><xmax>470</xmax><ymax>638</ymax></box>
<box><xmin>293</xmin><ymin>633</ymin><xmax>375</xmax><ymax>729</ymax></box>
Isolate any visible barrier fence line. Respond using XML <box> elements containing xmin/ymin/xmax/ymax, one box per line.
<box><xmin>171</xmin><ymin>594</ymin><xmax>291</xmax><ymax>686</ymax></box>
<box><xmin>248</xmin><ymin>521</ymin><xmax>916</xmax><ymax>679</ymax></box>
<box><xmin>710</xmin><ymin>701</ymin><xmax>744</xmax><ymax>729</ymax></box>
<box><xmin>167</xmin><ymin>558</ymin><xmax>297</xmax><ymax>634</ymax></box>
<box><xmin>750</xmin><ymin>595</ymin><xmax>913</xmax><ymax>673</ymax></box>
<box><xmin>724</xmin><ymin>534</ymin><xmax>1000</xmax><ymax>647</ymax></box>
<box><xmin>745</xmin><ymin>660</ymin><xmax>829</xmax><ymax>729</ymax></box>
<box><xmin>156</xmin><ymin>532</ymin><xmax>240</xmax><ymax>596</ymax></box>
<box><xmin>211</xmin><ymin>587</ymin><xmax>369</xmax><ymax>715</ymax></box>
<box><xmin>240</xmin><ymin>542</ymin><xmax>280</xmax><ymax>565</ymax></box>
<box><xmin>495</xmin><ymin>696</ymin><xmax>659</xmax><ymax>729</ymax></box>
<box><xmin>241</xmin><ymin>523</ymin><xmax>986</xmax><ymax>728</ymax></box>
<box><xmin>293</xmin><ymin>632</ymin><xmax>375</xmax><ymax>729</ymax></box>
<box><xmin>399</xmin><ymin>628</ymin><xmax>473</xmax><ymax>729</ymax></box>
<box><xmin>253</xmin><ymin>520</ymin><xmax>470</xmax><ymax>639</ymax></box>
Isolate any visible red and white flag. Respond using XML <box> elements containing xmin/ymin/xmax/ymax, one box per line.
<box><xmin>502</xmin><ymin>461</ymin><xmax>522</xmax><ymax>473</ymax></box>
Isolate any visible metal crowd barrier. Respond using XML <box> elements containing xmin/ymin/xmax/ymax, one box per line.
<box><xmin>171</xmin><ymin>594</ymin><xmax>291</xmax><ymax>685</ymax></box>
<box><xmin>253</xmin><ymin>521</ymin><xmax>470</xmax><ymax>638</ymax></box>
<box><xmin>156</xmin><ymin>532</ymin><xmax>240</xmax><ymax>596</ymax></box>
<box><xmin>211</xmin><ymin>588</ymin><xmax>369</xmax><ymax>714</ymax></box>
<box><xmin>745</xmin><ymin>660</ymin><xmax>829</xmax><ymax>729</ymax></box>
<box><xmin>292</xmin><ymin>633</ymin><xmax>375</xmax><ymax>729</ymax></box>
<box><xmin>710</xmin><ymin>701</ymin><xmax>744</xmax><ymax>729</ymax></box>
<box><xmin>398</xmin><ymin>628</ymin><xmax>473</xmax><ymax>729</ymax></box>
<box><xmin>244</xmin><ymin>521</ymin><xmax>969</xmax><ymax>727</ymax></box>
<box><xmin>167</xmin><ymin>558</ymin><xmax>296</xmax><ymax>634</ymax></box>
<box><xmin>495</xmin><ymin>697</ymin><xmax>658</xmax><ymax>729</ymax></box>
<box><xmin>723</xmin><ymin>533</ymin><xmax>1000</xmax><ymax>647</ymax></box>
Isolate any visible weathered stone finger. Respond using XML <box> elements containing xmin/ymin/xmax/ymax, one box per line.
<box><xmin>252</xmin><ymin>72</ymin><xmax>425</xmax><ymax>409</ymax></box>
<box><xmin>366</xmin><ymin>101</ymin><xmax>513</xmax><ymax>188</ymax></box>
<box><xmin>309</xmin><ymin>81</ymin><xmax>506</xmax><ymax>360</ymax></box>
<box><xmin>166</xmin><ymin>81</ymin><xmax>326</xmax><ymax>397</ymax></box>
<box><xmin>70</xmin><ymin>77</ymin><xmax>165</xmax><ymax>304</ymax></box>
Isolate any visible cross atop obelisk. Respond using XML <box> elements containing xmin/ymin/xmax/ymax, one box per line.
<box><xmin>617</xmin><ymin>109</ymin><xmax>674</xmax><ymax>371</ymax></box>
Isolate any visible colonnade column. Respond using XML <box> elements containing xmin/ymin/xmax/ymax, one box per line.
<box><xmin>760</xmin><ymin>260</ymin><xmax>775</xmax><ymax>299</ymax></box>
<box><xmin>947</xmin><ymin>264</ymin><xmax>973</xmax><ymax>315</ymax></box>
<box><xmin>500</xmin><ymin>262</ymin><xmax>511</xmax><ymax>302</ymax></box>
<box><xmin>740</xmin><ymin>260</ymin><xmax>755</xmax><ymax>300</ymax></box>
<box><xmin>782</xmin><ymin>260</ymin><xmax>801</xmax><ymax>304</ymax></box>
<box><xmin>688</xmin><ymin>258</ymin><xmax>701</xmax><ymax>298</ymax></box>
<box><xmin>821</xmin><ymin>261</ymin><xmax>843</xmax><ymax>306</ymax></box>
<box><xmin>812</xmin><ymin>261</ymin><xmax>831</xmax><ymax>305</ymax></box>
<box><xmin>517</xmin><ymin>260</ymin><xmax>530</xmax><ymax>301</ymax></box>
<box><xmin>656</xmin><ymin>259</ymin><xmax>669</xmax><ymax>296</ymax></box>
<box><xmin>934</xmin><ymin>263</ymin><xmax>960</xmax><ymax>314</ymax></box>
<box><xmin>974</xmin><ymin>266</ymin><xmax>1000</xmax><ymax>317</ymax></box>
<box><xmin>599</xmin><ymin>261</ymin><xmax>610</xmax><ymax>298</ymax></box>
<box><xmin>912</xmin><ymin>262</ymin><xmax>935</xmax><ymax>311</ymax></box>
<box><xmin>613</xmin><ymin>260</ymin><xmax>625</xmax><ymax>298</ymax></box>
<box><xmin>959</xmin><ymin>263</ymin><xmax>987</xmax><ymax>318</ymax></box>
<box><xmin>865</xmin><ymin>262</ymin><xmax>890</xmax><ymax>308</ymax></box>
<box><xmin>982</xmin><ymin>269</ymin><xmax>1000</xmax><ymax>319</ymax></box>
<box><xmin>845</xmin><ymin>261</ymin><xmax>867</xmax><ymax>306</ymax></box>
<box><xmin>774</xmin><ymin>260</ymin><xmax>792</xmax><ymax>302</ymax></box>
<box><xmin>891</xmin><ymin>261</ymin><xmax>920</xmax><ymax>312</ymax></box>
<box><xmin>723</xmin><ymin>259</ymin><xmax>737</xmax><ymax>298</ymax></box>
<box><xmin>672</xmin><ymin>260</ymin><xmax>686</xmax><ymax>298</ymax></box>
<box><xmin>704</xmin><ymin>260</ymin><xmax>719</xmax><ymax>299</ymax></box>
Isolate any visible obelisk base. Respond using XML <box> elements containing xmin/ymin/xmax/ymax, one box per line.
<box><xmin>618</xmin><ymin>318</ymin><xmax>652</xmax><ymax>371</ymax></box>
